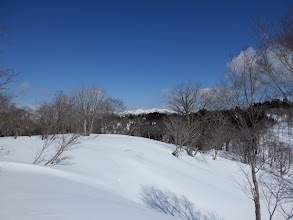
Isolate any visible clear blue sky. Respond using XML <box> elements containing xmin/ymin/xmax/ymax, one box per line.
<box><xmin>0</xmin><ymin>0</ymin><xmax>292</xmax><ymax>109</ymax></box>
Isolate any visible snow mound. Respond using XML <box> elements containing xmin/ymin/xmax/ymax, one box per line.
<box><xmin>0</xmin><ymin>161</ymin><xmax>176</xmax><ymax>220</ymax></box>
<box><xmin>0</xmin><ymin>134</ymin><xmax>260</xmax><ymax>220</ymax></box>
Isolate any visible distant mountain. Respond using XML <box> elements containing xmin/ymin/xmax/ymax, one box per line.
<box><xmin>120</xmin><ymin>108</ymin><xmax>174</xmax><ymax>116</ymax></box>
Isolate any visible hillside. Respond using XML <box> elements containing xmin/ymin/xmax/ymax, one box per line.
<box><xmin>0</xmin><ymin>134</ymin><xmax>273</xmax><ymax>220</ymax></box>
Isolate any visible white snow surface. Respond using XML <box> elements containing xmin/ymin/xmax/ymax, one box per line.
<box><xmin>0</xmin><ymin>134</ymin><xmax>264</xmax><ymax>220</ymax></box>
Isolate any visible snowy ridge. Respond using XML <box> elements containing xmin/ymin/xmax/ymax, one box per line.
<box><xmin>121</xmin><ymin>108</ymin><xmax>174</xmax><ymax>115</ymax></box>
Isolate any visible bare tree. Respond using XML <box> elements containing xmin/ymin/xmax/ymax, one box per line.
<box><xmin>33</xmin><ymin>134</ymin><xmax>80</xmax><ymax>166</ymax></box>
<box><xmin>33</xmin><ymin>135</ymin><xmax>56</xmax><ymax>164</ymax></box>
<box><xmin>247</xmin><ymin>12</ymin><xmax>293</xmax><ymax>219</ymax></box>
<box><xmin>102</xmin><ymin>98</ymin><xmax>126</xmax><ymax>115</ymax></box>
<box><xmin>0</xmin><ymin>25</ymin><xmax>20</xmax><ymax>136</ymax></box>
<box><xmin>71</xmin><ymin>84</ymin><xmax>105</xmax><ymax>136</ymax></box>
<box><xmin>164</xmin><ymin>82</ymin><xmax>212</xmax><ymax>156</ymax></box>
<box><xmin>0</xmin><ymin>102</ymin><xmax>33</xmax><ymax>137</ymax></box>
<box><xmin>223</xmin><ymin>47</ymin><xmax>293</xmax><ymax>219</ymax></box>
<box><xmin>252</xmin><ymin>8</ymin><xmax>293</xmax><ymax>101</ymax></box>
<box><xmin>220</xmin><ymin>47</ymin><xmax>269</xmax><ymax>220</ymax></box>
<box><xmin>0</xmin><ymin>68</ymin><xmax>18</xmax><ymax>90</ymax></box>
<box><xmin>201</xmin><ymin>111</ymin><xmax>232</xmax><ymax>160</ymax></box>
<box><xmin>0</xmin><ymin>24</ymin><xmax>18</xmax><ymax>90</ymax></box>
<box><xmin>256</xmin><ymin>126</ymin><xmax>293</xmax><ymax>220</ymax></box>
<box><xmin>99</xmin><ymin>98</ymin><xmax>126</xmax><ymax>134</ymax></box>
<box><xmin>164</xmin><ymin>82</ymin><xmax>208</xmax><ymax>125</ymax></box>
<box><xmin>44</xmin><ymin>134</ymin><xmax>80</xmax><ymax>166</ymax></box>
<box><xmin>37</xmin><ymin>103</ymin><xmax>56</xmax><ymax>139</ymax></box>
<box><xmin>53</xmin><ymin>91</ymin><xmax>76</xmax><ymax>134</ymax></box>
<box><xmin>164</xmin><ymin>115</ymin><xmax>199</xmax><ymax>157</ymax></box>
<box><xmin>259</xmin><ymin>173</ymin><xmax>293</xmax><ymax>220</ymax></box>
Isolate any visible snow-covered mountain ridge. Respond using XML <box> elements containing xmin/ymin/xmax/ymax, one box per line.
<box><xmin>120</xmin><ymin>108</ymin><xmax>174</xmax><ymax>115</ymax></box>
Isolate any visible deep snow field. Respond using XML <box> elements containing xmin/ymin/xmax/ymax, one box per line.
<box><xmin>0</xmin><ymin>134</ymin><xmax>272</xmax><ymax>220</ymax></box>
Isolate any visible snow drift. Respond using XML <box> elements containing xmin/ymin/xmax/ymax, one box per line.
<box><xmin>0</xmin><ymin>134</ymin><xmax>263</xmax><ymax>220</ymax></box>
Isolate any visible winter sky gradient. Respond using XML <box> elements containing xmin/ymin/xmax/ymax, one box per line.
<box><xmin>0</xmin><ymin>0</ymin><xmax>292</xmax><ymax>109</ymax></box>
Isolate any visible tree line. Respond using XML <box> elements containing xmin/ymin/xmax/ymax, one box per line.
<box><xmin>0</xmin><ymin>84</ymin><xmax>125</xmax><ymax>138</ymax></box>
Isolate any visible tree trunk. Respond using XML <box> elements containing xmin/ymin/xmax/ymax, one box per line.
<box><xmin>186</xmin><ymin>114</ymin><xmax>190</xmax><ymax>127</ymax></box>
<box><xmin>172</xmin><ymin>148</ymin><xmax>180</xmax><ymax>157</ymax></box>
<box><xmin>83</xmin><ymin>119</ymin><xmax>87</xmax><ymax>136</ymax></box>
<box><xmin>101</xmin><ymin>118</ymin><xmax>104</xmax><ymax>134</ymax></box>
<box><xmin>14</xmin><ymin>128</ymin><xmax>18</xmax><ymax>139</ymax></box>
<box><xmin>251</xmin><ymin>161</ymin><xmax>261</xmax><ymax>220</ymax></box>
<box><xmin>45</xmin><ymin>148</ymin><xmax>64</xmax><ymax>166</ymax></box>
<box><xmin>89</xmin><ymin>119</ymin><xmax>94</xmax><ymax>135</ymax></box>
<box><xmin>213</xmin><ymin>149</ymin><xmax>218</xmax><ymax>160</ymax></box>
<box><xmin>187</xmin><ymin>147</ymin><xmax>194</xmax><ymax>156</ymax></box>
<box><xmin>225</xmin><ymin>140</ymin><xmax>230</xmax><ymax>151</ymax></box>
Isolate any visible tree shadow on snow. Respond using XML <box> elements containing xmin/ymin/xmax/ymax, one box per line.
<box><xmin>140</xmin><ymin>186</ymin><xmax>224</xmax><ymax>220</ymax></box>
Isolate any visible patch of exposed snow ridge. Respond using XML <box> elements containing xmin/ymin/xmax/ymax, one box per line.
<box><xmin>121</xmin><ymin>108</ymin><xmax>174</xmax><ymax>115</ymax></box>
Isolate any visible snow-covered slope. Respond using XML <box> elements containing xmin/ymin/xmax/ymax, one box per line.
<box><xmin>267</xmin><ymin>113</ymin><xmax>293</xmax><ymax>146</ymax></box>
<box><xmin>0</xmin><ymin>134</ymin><xmax>264</xmax><ymax>220</ymax></box>
<box><xmin>0</xmin><ymin>161</ymin><xmax>176</xmax><ymax>220</ymax></box>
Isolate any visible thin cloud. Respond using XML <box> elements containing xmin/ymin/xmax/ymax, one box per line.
<box><xmin>18</xmin><ymin>82</ymin><xmax>31</xmax><ymax>89</ymax></box>
<box><xmin>41</xmin><ymin>91</ymin><xmax>52</xmax><ymax>97</ymax></box>
<box><xmin>161</xmin><ymin>88</ymin><xmax>169</xmax><ymax>93</ymax></box>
